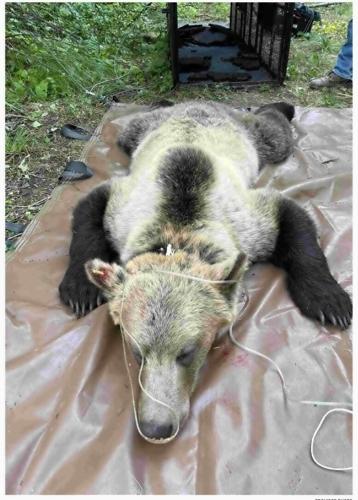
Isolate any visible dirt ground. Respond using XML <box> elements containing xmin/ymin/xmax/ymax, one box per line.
<box><xmin>5</xmin><ymin>100</ymin><xmax>106</xmax><ymax>247</ymax></box>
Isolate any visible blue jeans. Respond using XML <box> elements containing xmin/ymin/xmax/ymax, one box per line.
<box><xmin>333</xmin><ymin>19</ymin><xmax>352</xmax><ymax>80</ymax></box>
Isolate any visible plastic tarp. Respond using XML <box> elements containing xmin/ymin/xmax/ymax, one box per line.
<box><xmin>6</xmin><ymin>103</ymin><xmax>352</xmax><ymax>494</ymax></box>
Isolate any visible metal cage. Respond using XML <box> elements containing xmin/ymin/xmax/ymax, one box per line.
<box><xmin>166</xmin><ymin>2</ymin><xmax>294</xmax><ymax>87</ymax></box>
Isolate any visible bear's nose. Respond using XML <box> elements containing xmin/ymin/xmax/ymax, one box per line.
<box><xmin>139</xmin><ymin>421</ymin><xmax>174</xmax><ymax>440</ymax></box>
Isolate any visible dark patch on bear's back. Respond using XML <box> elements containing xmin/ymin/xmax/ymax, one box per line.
<box><xmin>158</xmin><ymin>147</ymin><xmax>214</xmax><ymax>225</ymax></box>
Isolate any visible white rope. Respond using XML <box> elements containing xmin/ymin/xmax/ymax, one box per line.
<box><xmin>310</xmin><ymin>408</ymin><xmax>352</xmax><ymax>471</ymax></box>
<box><xmin>228</xmin><ymin>323</ymin><xmax>289</xmax><ymax>395</ymax></box>
<box><xmin>156</xmin><ymin>268</ymin><xmax>240</xmax><ymax>284</ymax></box>
<box><xmin>227</xmin><ymin>288</ymin><xmax>352</xmax><ymax>472</ymax></box>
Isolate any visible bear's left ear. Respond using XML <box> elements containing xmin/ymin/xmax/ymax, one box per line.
<box><xmin>211</xmin><ymin>252</ymin><xmax>248</xmax><ymax>282</ymax></box>
<box><xmin>212</xmin><ymin>252</ymin><xmax>248</xmax><ymax>302</ymax></box>
<box><xmin>85</xmin><ymin>258</ymin><xmax>126</xmax><ymax>296</ymax></box>
<box><xmin>223</xmin><ymin>252</ymin><xmax>248</xmax><ymax>282</ymax></box>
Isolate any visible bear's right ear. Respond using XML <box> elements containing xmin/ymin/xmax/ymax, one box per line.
<box><xmin>85</xmin><ymin>259</ymin><xmax>126</xmax><ymax>295</ymax></box>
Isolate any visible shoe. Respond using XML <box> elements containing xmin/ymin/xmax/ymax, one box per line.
<box><xmin>309</xmin><ymin>71</ymin><xmax>352</xmax><ymax>89</ymax></box>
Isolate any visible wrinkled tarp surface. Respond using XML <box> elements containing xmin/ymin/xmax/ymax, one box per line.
<box><xmin>6</xmin><ymin>104</ymin><xmax>352</xmax><ymax>495</ymax></box>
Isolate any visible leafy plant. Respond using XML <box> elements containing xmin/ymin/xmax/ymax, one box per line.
<box><xmin>6</xmin><ymin>3</ymin><xmax>171</xmax><ymax>103</ymax></box>
<box><xmin>6</xmin><ymin>127</ymin><xmax>32</xmax><ymax>155</ymax></box>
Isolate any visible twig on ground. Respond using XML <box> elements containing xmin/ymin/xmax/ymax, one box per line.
<box><xmin>6</xmin><ymin>114</ymin><xmax>27</xmax><ymax>119</ymax></box>
<box><xmin>310</xmin><ymin>3</ymin><xmax>342</xmax><ymax>8</ymax></box>
<box><xmin>335</xmin><ymin>91</ymin><xmax>352</xmax><ymax>98</ymax></box>
<box><xmin>87</xmin><ymin>77</ymin><xmax>124</xmax><ymax>94</ymax></box>
<box><xmin>14</xmin><ymin>196</ymin><xmax>51</xmax><ymax>209</ymax></box>
<box><xmin>6</xmin><ymin>233</ymin><xmax>24</xmax><ymax>241</ymax></box>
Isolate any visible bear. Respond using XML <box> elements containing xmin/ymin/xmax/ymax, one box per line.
<box><xmin>59</xmin><ymin>100</ymin><xmax>352</xmax><ymax>441</ymax></box>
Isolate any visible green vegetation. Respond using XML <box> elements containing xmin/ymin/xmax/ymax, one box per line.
<box><xmin>5</xmin><ymin>2</ymin><xmax>352</xmax><ymax>236</ymax></box>
<box><xmin>6</xmin><ymin>3</ymin><xmax>171</xmax><ymax>104</ymax></box>
<box><xmin>177</xmin><ymin>2</ymin><xmax>230</xmax><ymax>22</ymax></box>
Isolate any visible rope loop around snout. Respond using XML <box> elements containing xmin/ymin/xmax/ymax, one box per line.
<box><xmin>120</xmin><ymin>289</ymin><xmax>180</xmax><ymax>445</ymax></box>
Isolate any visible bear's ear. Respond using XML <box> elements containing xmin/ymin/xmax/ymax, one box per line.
<box><xmin>224</xmin><ymin>252</ymin><xmax>248</xmax><ymax>282</ymax></box>
<box><xmin>211</xmin><ymin>252</ymin><xmax>248</xmax><ymax>302</ymax></box>
<box><xmin>211</xmin><ymin>252</ymin><xmax>248</xmax><ymax>282</ymax></box>
<box><xmin>85</xmin><ymin>259</ymin><xmax>126</xmax><ymax>295</ymax></box>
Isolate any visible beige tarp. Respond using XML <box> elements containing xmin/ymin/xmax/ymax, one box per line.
<box><xmin>6</xmin><ymin>104</ymin><xmax>352</xmax><ymax>494</ymax></box>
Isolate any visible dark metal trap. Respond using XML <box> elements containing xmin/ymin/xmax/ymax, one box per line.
<box><xmin>165</xmin><ymin>3</ymin><xmax>294</xmax><ymax>87</ymax></box>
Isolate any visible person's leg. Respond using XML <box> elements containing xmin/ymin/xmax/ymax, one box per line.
<box><xmin>333</xmin><ymin>19</ymin><xmax>352</xmax><ymax>80</ymax></box>
<box><xmin>309</xmin><ymin>19</ymin><xmax>352</xmax><ymax>89</ymax></box>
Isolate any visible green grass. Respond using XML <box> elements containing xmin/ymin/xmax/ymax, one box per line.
<box><xmin>6</xmin><ymin>127</ymin><xmax>33</xmax><ymax>156</ymax></box>
<box><xmin>6</xmin><ymin>3</ymin><xmax>172</xmax><ymax>104</ymax></box>
<box><xmin>177</xmin><ymin>2</ymin><xmax>230</xmax><ymax>22</ymax></box>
